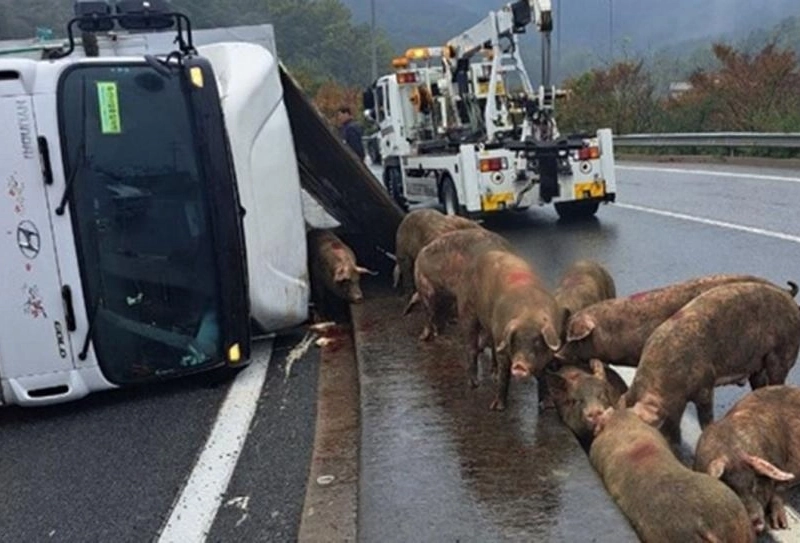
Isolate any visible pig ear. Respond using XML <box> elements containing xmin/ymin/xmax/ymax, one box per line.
<box><xmin>589</xmin><ymin>359</ymin><xmax>607</xmax><ymax>381</ymax></box>
<box><xmin>632</xmin><ymin>400</ymin><xmax>663</xmax><ymax>428</ymax></box>
<box><xmin>333</xmin><ymin>265</ymin><xmax>348</xmax><ymax>282</ymax></box>
<box><xmin>743</xmin><ymin>454</ymin><xmax>796</xmax><ymax>482</ymax></box>
<box><xmin>566</xmin><ymin>315</ymin><xmax>595</xmax><ymax>342</ymax></box>
<box><xmin>542</xmin><ymin>322</ymin><xmax>562</xmax><ymax>352</ymax></box>
<box><xmin>356</xmin><ymin>266</ymin><xmax>378</xmax><ymax>276</ymax></box>
<box><xmin>707</xmin><ymin>456</ymin><xmax>728</xmax><ymax>479</ymax></box>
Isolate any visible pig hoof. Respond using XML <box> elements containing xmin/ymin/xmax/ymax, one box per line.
<box><xmin>419</xmin><ymin>325</ymin><xmax>439</xmax><ymax>341</ymax></box>
<box><xmin>769</xmin><ymin>506</ymin><xmax>789</xmax><ymax>530</ymax></box>
<box><xmin>489</xmin><ymin>399</ymin><xmax>506</xmax><ymax>411</ymax></box>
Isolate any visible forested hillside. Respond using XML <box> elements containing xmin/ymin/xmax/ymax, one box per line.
<box><xmin>1</xmin><ymin>0</ymin><xmax>798</xmax><ymax>140</ymax></box>
<box><xmin>0</xmin><ymin>0</ymin><xmax>393</xmax><ymax>89</ymax></box>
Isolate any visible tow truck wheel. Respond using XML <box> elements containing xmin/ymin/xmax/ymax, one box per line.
<box><xmin>555</xmin><ymin>200</ymin><xmax>600</xmax><ymax>221</ymax></box>
<box><xmin>440</xmin><ymin>177</ymin><xmax>460</xmax><ymax>216</ymax></box>
<box><xmin>383</xmin><ymin>166</ymin><xmax>408</xmax><ymax>211</ymax></box>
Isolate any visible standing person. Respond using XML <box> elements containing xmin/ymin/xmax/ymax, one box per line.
<box><xmin>336</xmin><ymin>106</ymin><xmax>365</xmax><ymax>161</ymax></box>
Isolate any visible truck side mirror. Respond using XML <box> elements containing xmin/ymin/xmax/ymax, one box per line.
<box><xmin>75</xmin><ymin>1</ymin><xmax>115</xmax><ymax>32</ymax></box>
<box><xmin>117</xmin><ymin>0</ymin><xmax>175</xmax><ymax>30</ymax></box>
<box><xmin>362</xmin><ymin>89</ymin><xmax>375</xmax><ymax>110</ymax></box>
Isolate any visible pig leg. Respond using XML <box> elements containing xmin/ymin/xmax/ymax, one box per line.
<box><xmin>537</xmin><ymin>376</ymin><xmax>554</xmax><ymax>411</ymax></box>
<box><xmin>419</xmin><ymin>297</ymin><xmax>438</xmax><ymax>341</ymax></box>
<box><xmin>694</xmin><ymin>387</ymin><xmax>715</xmax><ymax>429</ymax></box>
<box><xmin>476</xmin><ymin>330</ymin><xmax>497</xmax><ymax>379</ymax></box>
<box><xmin>768</xmin><ymin>492</ymin><xmax>789</xmax><ymax>530</ymax></box>
<box><xmin>464</xmin><ymin>317</ymin><xmax>482</xmax><ymax>388</ymax></box>
<box><xmin>661</xmin><ymin>414</ymin><xmax>682</xmax><ymax>445</ymax></box>
<box><xmin>490</xmin><ymin>352</ymin><xmax>512</xmax><ymax>411</ymax></box>
<box><xmin>430</xmin><ymin>294</ymin><xmax>453</xmax><ymax>337</ymax></box>
<box><xmin>416</xmin><ymin>276</ymin><xmax>438</xmax><ymax>341</ymax></box>
<box><xmin>764</xmin><ymin>351</ymin><xmax>793</xmax><ymax>386</ymax></box>
<box><xmin>749</xmin><ymin>369</ymin><xmax>769</xmax><ymax>390</ymax></box>
<box><xmin>399</xmin><ymin>257</ymin><xmax>414</xmax><ymax>294</ymax></box>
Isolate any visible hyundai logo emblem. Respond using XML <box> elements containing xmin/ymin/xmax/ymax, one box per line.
<box><xmin>17</xmin><ymin>220</ymin><xmax>41</xmax><ymax>259</ymax></box>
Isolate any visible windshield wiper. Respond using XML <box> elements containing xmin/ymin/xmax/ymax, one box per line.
<box><xmin>56</xmin><ymin>74</ymin><xmax>88</xmax><ymax>216</ymax></box>
<box><xmin>78</xmin><ymin>297</ymin><xmax>102</xmax><ymax>361</ymax></box>
<box><xmin>56</xmin><ymin>141</ymin><xmax>86</xmax><ymax>216</ymax></box>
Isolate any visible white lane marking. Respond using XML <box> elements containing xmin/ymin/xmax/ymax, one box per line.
<box><xmin>617</xmin><ymin>165</ymin><xmax>800</xmax><ymax>184</ymax></box>
<box><xmin>157</xmin><ymin>341</ymin><xmax>273</xmax><ymax>543</ymax></box>
<box><xmin>611</xmin><ymin>365</ymin><xmax>800</xmax><ymax>539</ymax></box>
<box><xmin>615</xmin><ymin>203</ymin><xmax>800</xmax><ymax>244</ymax></box>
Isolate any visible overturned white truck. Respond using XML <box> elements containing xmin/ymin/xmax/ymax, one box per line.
<box><xmin>0</xmin><ymin>1</ymin><xmax>400</xmax><ymax>406</ymax></box>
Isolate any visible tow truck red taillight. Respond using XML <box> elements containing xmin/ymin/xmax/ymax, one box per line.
<box><xmin>576</xmin><ymin>146</ymin><xmax>600</xmax><ymax>161</ymax></box>
<box><xmin>479</xmin><ymin>157</ymin><xmax>508</xmax><ymax>172</ymax></box>
<box><xmin>396</xmin><ymin>72</ymin><xmax>417</xmax><ymax>84</ymax></box>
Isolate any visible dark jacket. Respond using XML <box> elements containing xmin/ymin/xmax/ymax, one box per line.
<box><xmin>340</xmin><ymin>119</ymin><xmax>365</xmax><ymax>160</ymax></box>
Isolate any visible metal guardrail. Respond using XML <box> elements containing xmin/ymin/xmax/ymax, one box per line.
<box><xmin>614</xmin><ymin>132</ymin><xmax>800</xmax><ymax>149</ymax></box>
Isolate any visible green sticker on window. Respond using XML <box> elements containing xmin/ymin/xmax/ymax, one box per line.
<box><xmin>96</xmin><ymin>81</ymin><xmax>122</xmax><ymax>134</ymax></box>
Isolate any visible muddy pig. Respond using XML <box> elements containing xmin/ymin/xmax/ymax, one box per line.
<box><xmin>457</xmin><ymin>250</ymin><xmax>566</xmax><ymax>411</ymax></box>
<box><xmin>393</xmin><ymin>209</ymin><xmax>480</xmax><ymax>293</ymax></box>
<box><xmin>590</xmin><ymin>407</ymin><xmax>755</xmax><ymax>543</ymax></box>
<box><xmin>553</xmin><ymin>259</ymin><xmax>616</xmax><ymax>316</ymax></box>
<box><xmin>307</xmin><ymin>229</ymin><xmax>375</xmax><ymax>319</ymax></box>
<box><xmin>695</xmin><ymin>385</ymin><xmax>800</xmax><ymax>534</ymax></box>
<box><xmin>623</xmin><ymin>282</ymin><xmax>800</xmax><ymax>445</ymax></box>
<box><xmin>546</xmin><ymin>359</ymin><xmax>627</xmax><ymax>447</ymax></box>
<box><xmin>404</xmin><ymin>228</ymin><xmax>512</xmax><ymax>340</ymax></box>
<box><xmin>557</xmin><ymin>273</ymin><xmax>798</xmax><ymax>367</ymax></box>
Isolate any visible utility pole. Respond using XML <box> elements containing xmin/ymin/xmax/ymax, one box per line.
<box><xmin>556</xmin><ymin>0</ymin><xmax>560</xmax><ymax>81</ymax></box>
<box><xmin>370</xmin><ymin>0</ymin><xmax>378</xmax><ymax>82</ymax></box>
<box><xmin>608</xmin><ymin>0</ymin><xmax>614</xmax><ymax>60</ymax></box>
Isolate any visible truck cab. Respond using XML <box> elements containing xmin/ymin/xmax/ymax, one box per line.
<box><xmin>0</xmin><ymin>1</ymin><xmax>311</xmax><ymax>405</ymax></box>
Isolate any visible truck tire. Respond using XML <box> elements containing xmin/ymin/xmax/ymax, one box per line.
<box><xmin>555</xmin><ymin>200</ymin><xmax>600</xmax><ymax>220</ymax></box>
<box><xmin>440</xmin><ymin>177</ymin><xmax>460</xmax><ymax>216</ymax></box>
<box><xmin>383</xmin><ymin>166</ymin><xmax>408</xmax><ymax>211</ymax></box>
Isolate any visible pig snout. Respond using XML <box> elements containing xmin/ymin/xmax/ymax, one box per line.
<box><xmin>349</xmin><ymin>288</ymin><xmax>364</xmax><ymax>304</ymax></box>
<box><xmin>511</xmin><ymin>359</ymin><xmax>532</xmax><ymax>379</ymax></box>
<box><xmin>583</xmin><ymin>404</ymin><xmax>605</xmax><ymax>428</ymax></box>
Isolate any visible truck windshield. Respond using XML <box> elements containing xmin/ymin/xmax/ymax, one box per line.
<box><xmin>58</xmin><ymin>64</ymin><xmax>223</xmax><ymax>384</ymax></box>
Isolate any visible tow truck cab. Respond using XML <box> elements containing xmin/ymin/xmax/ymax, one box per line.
<box><xmin>0</xmin><ymin>2</ymin><xmax>262</xmax><ymax>405</ymax></box>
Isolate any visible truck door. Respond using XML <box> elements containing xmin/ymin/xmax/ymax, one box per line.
<box><xmin>0</xmin><ymin>77</ymin><xmax>76</xmax><ymax>388</ymax></box>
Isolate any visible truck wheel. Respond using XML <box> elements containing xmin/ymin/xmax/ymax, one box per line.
<box><xmin>555</xmin><ymin>200</ymin><xmax>600</xmax><ymax>221</ymax></box>
<box><xmin>383</xmin><ymin>166</ymin><xmax>408</xmax><ymax>210</ymax></box>
<box><xmin>440</xmin><ymin>177</ymin><xmax>460</xmax><ymax>216</ymax></box>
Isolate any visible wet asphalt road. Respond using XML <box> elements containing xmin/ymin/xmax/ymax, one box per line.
<box><xmin>354</xmin><ymin>291</ymin><xmax>636</xmax><ymax>542</ymax></box>
<box><xmin>0</xmin><ymin>332</ymin><xmax>319</xmax><ymax>543</ymax></box>
<box><xmin>0</xmin><ymin>160</ymin><xmax>799</xmax><ymax>542</ymax></box>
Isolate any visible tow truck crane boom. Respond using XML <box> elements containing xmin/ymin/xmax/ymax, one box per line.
<box><xmin>437</xmin><ymin>0</ymin><xmax>556</xmax><ymax>143</ymax></box>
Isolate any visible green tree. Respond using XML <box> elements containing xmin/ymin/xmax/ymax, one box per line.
<box><xmin>673</xmin><ymin>42</ymin><xmax>800</xmax><ymax>132</ymax></box>
<box><xmin>557</xmin><ymin>60</ymin><xmax>657</xmax><ymax>135</ymax></box>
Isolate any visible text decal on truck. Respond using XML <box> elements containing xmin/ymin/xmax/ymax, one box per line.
<box><xmin>15</xmin><ymin>99</ymin><xmax>35</xmax><ymax>160</ymax></box>
<box><xmin>96</xmin><ymin>81</ymin><xmax>122</xmax><ymax>135</ymax></box>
